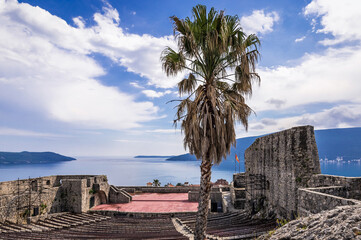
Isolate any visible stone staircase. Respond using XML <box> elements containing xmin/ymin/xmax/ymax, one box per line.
<box><xmin>109</xmin><ymin>185</ymin><xmax>133</xmax><ymax>203</ymax></box>
<box><xmin>0</xmin><ymin>212</ymin><xmax>111</xmax><ymax>234</ymax></box>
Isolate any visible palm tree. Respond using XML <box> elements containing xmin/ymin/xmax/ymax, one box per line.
<box><xmin>152</xmin><ymin>179</ymin><xmax>161</xmax><ymax>187</ymax></box>
<box><xmin>161</xmin><ymin>5</ymin><xmax>261</xmax><ymax>239</ymax></box>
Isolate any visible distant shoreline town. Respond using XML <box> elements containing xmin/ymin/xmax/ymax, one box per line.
<box><xmin>320</xmin><ymin>156</ymin><xmax>361</xmax><ymax>163</ymax></box>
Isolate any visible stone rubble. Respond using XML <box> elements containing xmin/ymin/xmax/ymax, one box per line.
<box><xmin>259</xmin><ymin>204</ymin><xmax>361</xmax><ymax>240</ymax></box>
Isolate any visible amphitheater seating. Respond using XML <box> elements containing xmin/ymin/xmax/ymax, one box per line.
<box><xmin>0</xmin><ymin>214</ymin><xmax>187</xmax><ymax>239</ymax></box>
<box><xmin>0</xmin><ymin>212</ymin><xmax>276</xmax><ymax>239</ymax></box>
<box><xmin>178</xmin><ymin>211</ymin><xmax>276</xmax><ymax>238</ymax></box>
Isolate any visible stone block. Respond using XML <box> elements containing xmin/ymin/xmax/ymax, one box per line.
<box><xmin>234</xmin><ymin>199</ymin><xmax>246</xmax><ymax>209</ymax></box>
<box><xmin>234</xmin><ymin>189</ymin><xmax>246</xmax><ymax>198</ymax></box>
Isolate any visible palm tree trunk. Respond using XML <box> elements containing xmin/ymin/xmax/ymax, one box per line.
<box><xmin>194</xmin><ymin>157</ymin><xmax>212</xmax><ymax>240</ymax></box>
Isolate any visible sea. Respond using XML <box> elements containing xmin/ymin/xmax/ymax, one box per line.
<box><xmin>0</xmin><ymin>157</ymin><xmax>360</xmax><ymax>185</ymax></box>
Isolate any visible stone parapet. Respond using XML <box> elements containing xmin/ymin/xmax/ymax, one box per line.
<box><xmin>298</xmin><ymin>188</ymin><xmax>360</xmax><ymax>217</ymax></box>
<box><xmin>308</xmin><ymin>174</ymin><xmax>361</xmax><ymax>200</ymax></box>
<box><xmin>109</xmin><ymin>186</ymin><xmax>132</xmax><ymax>203</ymax></box>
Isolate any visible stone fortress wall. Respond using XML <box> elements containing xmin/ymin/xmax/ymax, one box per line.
<box><xmin>0</xmin><ymin>175</ymin><xmax>110</xmax><ymax>224</ymax></box>
<box><xmin>231</xmin><ymin>125</ymin><xmax>361</xmax><ymax>219</ymax></box>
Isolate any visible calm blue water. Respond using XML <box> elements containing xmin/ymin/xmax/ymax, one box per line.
<box><xmin>0</xmin><ymin>157</ymin><xmax>360</xmax><ymax>185</ymax></box>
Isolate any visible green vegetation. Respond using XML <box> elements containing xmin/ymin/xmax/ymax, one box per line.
<box><xmin>267</xmin><ymin>218</ymin><xmax>292</xmax><ymax>238</ymax></box>
<box><xmin>89</xmin><ymin>189</ymin><xmax>95</xmax><ymax>194</ymax></box>
<box><xmin>40</xmin><ymin>203</ymin><xmax>47</xmax><ymax>214</ymax></box>
<box><xmin>276</xmin><ymin>219</ymin><xmax>290</xmax><ymax>228</ymax></box>
<box><xmin>161</xmin><ymin>4</ymin><xmax>260</xmax><ymax>239</ymax></box>
<box><xmin>152</xmin><ymin>179</ymin><xmax>161</xmax><ymax>187</ymax></box>
<box><xmin>353</xmin><ymin>229</ymin><xmax>361</xmax><ymax>236</ymax></box>
<box><xmin>21</xmin><ymin>209</ymin><xmax>30</xmax><ymax>219</ymax></box>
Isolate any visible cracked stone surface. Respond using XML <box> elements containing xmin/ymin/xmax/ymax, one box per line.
<box><xmin>259</xmin><ymin>204</ymin><xmax>361</xmax><ymax>240</ymax></box>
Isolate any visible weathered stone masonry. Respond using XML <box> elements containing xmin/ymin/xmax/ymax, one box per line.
<box><xmin>0</xmin><ymin>175</ymin><xmax>110</xmax><ymax>224</ymax></box>
<box><xmin>231</xmin><ymin>125</ymin><xmax>361</xmax><ymax>219</ymax></box>
<box><xmin>244</xmin><ymin>125</ymin><xmax>321</xmax><ymax>219</ymax></box>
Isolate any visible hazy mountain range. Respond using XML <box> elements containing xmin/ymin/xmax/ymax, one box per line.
<box><xmin>167</xmin><ymin>127</ymin><xmax>361</xmax><ymax>171</ymax></box>
<box><xmin>0</xmin><ymin>151</ymin><xmax>75</xmax><ymax>165</ymax></box>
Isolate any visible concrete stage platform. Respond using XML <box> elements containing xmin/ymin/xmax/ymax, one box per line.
<box><xmin>91</xmin><ymin>193</ymin><xmax>198</xmax><ymax>213</ymax></box>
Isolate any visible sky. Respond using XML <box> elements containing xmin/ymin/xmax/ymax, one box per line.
<box><xmin>0</xmin><ymin>0</ymin><xmax>360</xmax><ymax>157</ymax></box>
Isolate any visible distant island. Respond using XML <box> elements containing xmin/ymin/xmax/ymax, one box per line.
<box><xmin>0</xmin><ymin>151</ymin><xmax>76</xmax><ymax>165</ymax></box>
<box><xmin>167</xmin><ymin>154</ymin><xmax>198</xmax><ymax>161</ymax></box>
<box><xmin>134</xmin><ymin>155</ymin><xmax>175</xmax><ymax>158</ymax></box>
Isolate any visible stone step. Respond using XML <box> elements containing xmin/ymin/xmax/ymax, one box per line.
<box><xmin>57</xmin><ymin>214</ymin><xmax>90</xmax><ymax>224</ymax></box>
<box><xmin>43</xmin><ymin>218</ymin><xmax>71</xmax><ymax>228</ymax></box>
<box><xmin>35</xmin><ymin>220</ymin><xmax>63</xmax><ymax>230</ymax></box>
<box><xmin>27</xmin><ymin>223</ymin><xmax>47</xmax><ymax>232</ymax></box>
<box><xmin>51</xmin><ymin>216</ymin><xmax>82</xmax><ymax>226</ymax></box>
<box><xmin>0</xmin><ymin>224</ymin><xmax>9</xmax><ymax>233</ymax></box>
<box><xmin>63</xmin><ymin>213</ymin><xmax>97</xmax><ymax>223</ymax></box>
<box><xmin>81</xmin><ymin>212</ymin><xmax>111</xmax><ymax>221</ymax></box>
<box><xmin>5</xmin><ymin>222</ymin><xmax>32</xmax><ymax>232</ymax></box>
<box><xmin>0</xmin><ymin>222</ymin><xmax>20</xmax><ymax>232</ymax></box>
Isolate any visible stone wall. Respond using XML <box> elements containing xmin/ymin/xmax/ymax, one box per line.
<box><xmin>308</xmin><ymin>174</ymin><xmax>361</xmax><ymax>200</ymax></box>
<box><xmin>244</xmin><ymin>125</ymin><xmax>321</xmax><ymax>219</ymax></box>
<box><xmin>231</xmin><ymin>173</ymin><xmax>246</xmax><ymax>209</ymax></box>
<box><xmin>188</xmin><ymin>187</ymin><xmax>224</xmax><ymax>212</ymax></box>
<box><xmin>298</xmin><ymin>188</ymin><xmax>360</xmax><ymax>216</ymax></box>
<box><xmin>109</xmin><ymin>186</ymin><xmax>132</xmax><ymax>203</ymax></box>
<box><xmin>0</xmin><ymin>175</ymin><xmax>109</xmax><ymax>223</ymax></box>
<box><xmin>297</xmin><ymin>174</ymin><xmax>361</xmax><ymax>216</ymax></box>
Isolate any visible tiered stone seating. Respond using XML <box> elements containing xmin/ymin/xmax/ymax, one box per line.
<box><xmin>0</xmin><ymin>212</ymin><xmax>276</xmax><ymax>239</ymax></box>
<box><xmin>178</xmin><ymin>212</ymin><xmax>276</xmax><ymax>239</ymax></box>
<box><xmin>0</xmin><ymin>214</ymin><xmax>187</xmax><ymax>239</ymax></box>
<box><xmin>0</xmin><ymin>213</ymin><xmax>110</xmax><ymax>236</ymax></box>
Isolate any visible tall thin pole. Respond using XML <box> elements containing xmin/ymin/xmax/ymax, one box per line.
<box><xmin>239</xmin><ymin>156</ymin><xmax>241</xmax><ymax>173</ymax></box>
<box><xmin>17</xmin><ymin>178</ymin><xmax>20</xmax><ymax>224</ymax></box>
<box><xmin>28</xmin><ymin>177</ymin><xmax>31</xmax><ymax>224</ymax></box>
<box><xmin>234</xmin><ymin>155</ymin><xmax>236</xmax><ymax>173</ymax></box>
<box><xmin>39</xmin><ymin>177</ymin><xmax>42</xmax><ymax>205</ymax></box>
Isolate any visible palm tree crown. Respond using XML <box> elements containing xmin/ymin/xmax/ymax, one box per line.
<box><xmin>162</xmin><ymin>4</ymin><xmax>260</xmax><ymax>164</ymax></box>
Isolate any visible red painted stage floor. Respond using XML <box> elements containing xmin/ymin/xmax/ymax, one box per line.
<box><xmin>91</xmin><ymin>193</ymin><xmax>198</xmax><ymax>213</ymax></box>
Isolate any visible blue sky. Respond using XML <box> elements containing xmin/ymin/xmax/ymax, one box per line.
<box><xmin>0</xmin><ymin>0</ymin><xmax>360</xmax><ymax>156</ymax></box>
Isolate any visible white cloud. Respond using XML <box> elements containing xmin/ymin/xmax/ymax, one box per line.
<box><xmin>129</xmin><ymin>82</ymin><xmax>144</xmax><ymax>89</ymax></box>
<box><xmin>0</xmin><ymin>0</ymin><xmax>162</xmax><ymax>130</ymax></box>
<box><xmin>145</xmin><ymin>129</ymin><xmax>181</xmax><ymax>133</ymax></box>
<box><xmin>295</xmin><ymin>36</ymin><xmax>306</xmax><ymax>42</ymax></box>
<box><xmin>266</xmin><ymin>98</ymin><xmax>286</xmax><ymax>109</ymax></box>
<box><xmin>241</xmin><ymin>104</ymin><xmax>361</xmax><ymax>138</ymax></box>
<box><xmin>113</xmin><ymin>139</ymin><xmax>140</xmax><ymax>143</ymax></box>
<box><xmin>0</xmin><ymin>127</ymin><xmax>68</xmax><ymax>138</ymax></box>
<box><xmin>304</xmin><ymin>0</ymin><xmax>361</xmax><ymax>45</ymax></box>
<box><xmin>142</xmin><ymin>90</ymin><xmax>172</xmax><ymax>98</ymax></box>
<box><xmin>1</xmin><ymin>0</ymin><xmax>182</xmax><ymax>88</ymax></box>
<box><xmin>295</xmin><ymin>104</ymin><xmax>361</xmax><ymax>128</ymax></box>
<box><xmin>240</xmin><ymin>10</ymin><xmax>279</xmax><ymax>35</ymax></box>
<box><xmin>250</xmin><ymin>46</ymin><xmax>361</xmax><ymax>112</ymax></box>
